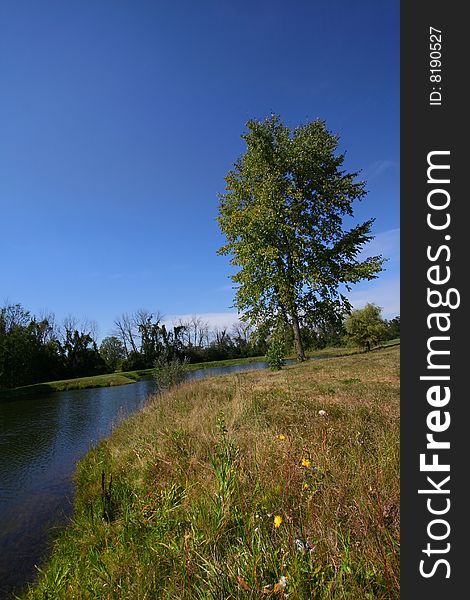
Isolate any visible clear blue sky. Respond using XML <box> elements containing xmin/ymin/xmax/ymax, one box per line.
<box><xmin>0</xmin><ymin>0</ymin><xmax>399</xmax><ymax>340</ymax></box>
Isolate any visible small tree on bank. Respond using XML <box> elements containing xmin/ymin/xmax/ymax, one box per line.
<box><xmin>266</xmin><ymin>328</ymin><xmax>287</xmax><ymax>370</ymax></box>
<box><xmin>217</xmin><ymin>115</ymin><xmax>384</xmax><ymax>360</ymax></box>
<box><xmin>344</xmin><ymin>303</ymin><xmax>388</xmax><ymax>351</ymax></box>
<box><xmin>99</xmin><ymin>336</ymin><xmax>126</xmax><ymax>372</ymax></box>
<box><xmin>153</xmin><ymin>356</ymin><xmax>190</xmax><ymax>391</ymax></box>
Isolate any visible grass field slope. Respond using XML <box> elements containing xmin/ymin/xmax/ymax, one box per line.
<box><xmin>21</xmin><ymin>346</ymin><xmax>400</xmax><ymax>599</ymax></box>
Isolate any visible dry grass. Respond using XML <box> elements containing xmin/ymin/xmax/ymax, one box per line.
<box><xmin>22</xmin><ymin>346</ymin><xmax>399</xmax><ymax>599</ymax></box>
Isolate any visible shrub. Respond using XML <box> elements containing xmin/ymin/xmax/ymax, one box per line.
<box><xmin>266</xmin><ymin>332</ymin><xmax>286</xmax><ymax>370</ymax></box>
<box><xmin>153</xmin><ymin>356</ymin><xmax>190</xmax><ymax>391</ymax></box>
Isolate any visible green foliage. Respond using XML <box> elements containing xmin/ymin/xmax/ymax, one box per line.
<box><xmin>61</xmin><ymin>329</ymin><xmax>108</xmax><ymax>378</ymax></box>
<box><xmin>138</xmin><ymin>315</ymin><xmax>186</xmax><ymax>367</ymax></box>
<box><xmin>0</xmin><ymin>304</ymin><xmax>63</xmax><ymax>388</ymax></box>
<box><xmin>344</xmin><ymin>303</ymin><xmax>388</xmax><ymax>350</ymax></box>
<box><xmin>120</xmin><ymin>350</ymin><xmax>147</xmax><ymax>372</ymax></box>
<box><xmin>385</xmin><ymin>315</ymin><xmax>400</xmax><ymax>340</ymax></box>
<box><xmin>266</xmin><ymin>330</ymin><xmax>287</xmax><ymax>370</ymax></box>
<box><xmin>0</xmin><ymin>303</ymin><xmax>108</xmax><ymax>389</ymax></box>
<box><xmin>301</xmin><ymin>321</ymin><xmax>346</xmax><ymax>351</ymax></box>
<box><xmin>99</xmin><ymin>336</ymin><xmax>126</xmax><ymax>372</ymax></box>
<box><xmin>217</xmin><ymin>115</ymin><xmax>384</xmax><ymax>360</ymax></box>
<box><xmin>153</xmin><ymin>355</ymin><xmax>190</xmax><ymax>391</ymax></box>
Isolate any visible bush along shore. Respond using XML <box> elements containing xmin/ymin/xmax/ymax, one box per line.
<box><xmin>21</xmin><ymin>346</ymin><xmax>399</xmax><ymax>599</ymax></box>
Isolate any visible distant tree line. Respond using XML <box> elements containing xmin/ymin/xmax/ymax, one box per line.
<box><xmin>0</xmin><ymin>304</ymin><xmax>266</xmax><ymax>389</ymax></box>
<box><xmin>0</xmin><ymin>302</ymin><xmax>399</xmax><ymax>389</ymax></box>
<box><xmin>105</xmin><ymin>311</ymin><xmax>266</xmax><ymax>371</ymax></box>
<box><xmin>0</xmin><ymin>304</ymin><xmax>107</xmax><ymax>388</ymax></box>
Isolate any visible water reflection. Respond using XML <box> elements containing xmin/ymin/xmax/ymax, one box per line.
<box><xmin>0</xmin><ymin>379</ymin><xmax>156</xmax><ymax>598</ymax></box>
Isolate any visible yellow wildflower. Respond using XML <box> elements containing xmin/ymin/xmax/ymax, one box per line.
<box><xmin>278</xmin><ymin>434</ymin><xmax>286</xmax><ymax>440</ymax></box>
<box><xmin>274</xmin><ymin>515</ymin><xmax>283</xmax><ymax>528</ymax></box>
<box><xmin>301</xmin><ymin>458</ymin><xmax>312</xmax><ymax>468</ymax></box>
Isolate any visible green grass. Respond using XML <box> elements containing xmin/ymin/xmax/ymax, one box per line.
<box><xmin>188</xmin><ymin>355</ymin><xmax>268</xmax><ymax>370</ymax></box>
<box><xmin>379</xmin><ymin>338</ymin><xmax>400</xmax><ymax>348</ymax></box>
<box><xmin>21</xmin><ymin>346</ymin><xmax>400</xmax><ymax>599</ymax></box>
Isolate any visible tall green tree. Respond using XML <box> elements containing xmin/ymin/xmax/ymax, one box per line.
<box><xmin>217</xmin><ymin>115</ymin><xmax>384</xmax><ymax>360</ymax></box>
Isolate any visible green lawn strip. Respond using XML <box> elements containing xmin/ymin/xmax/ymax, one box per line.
<box><xmin>0</xmin><ymin>373</ymin><xmax>137</xmax><ymax>398</ymax></box>
<box><xmin>380</xmin><ymin>338</ymin><xmax>400</xmax><ymax>347</ymax></box>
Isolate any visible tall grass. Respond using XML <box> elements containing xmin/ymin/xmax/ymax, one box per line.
<box><xmin>20</xmin><ymin>346</ymin><xmax>399</xmax><ymax>599</ymax></box>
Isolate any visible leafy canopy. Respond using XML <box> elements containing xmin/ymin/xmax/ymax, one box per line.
<box><xmin>217</xmin><ymin>115</ymin><xmax>384</xmax><ymax>341</ymax></box>
<box><xmin>344</xmin><ymin>303</ymin><xmax>388</xmax><ymax>350</ymax></box>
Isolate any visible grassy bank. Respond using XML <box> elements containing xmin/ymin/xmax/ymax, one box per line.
<box><xmin>21</xmin><ymin>346</ymin><xmax>399</xmax><ymax>599</ymax></box>
<box><xmin>0</xmin><ymin>373</ymin><xmax>139</xmax><ymax>399</ymax></box>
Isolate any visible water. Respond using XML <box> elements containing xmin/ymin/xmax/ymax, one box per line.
<box><xmin>0</xmin><ymin>359</ymin><xmax>297</xmax><ymax>598</ymax></box>
<box><xmin>0</xmin><ymin>378</ymin><xmax>157</xmax><ymax>598</ymax></box>
<box><xmin>186</xmin><ymin>359</ymin><xmax>293</xmax><ymax>380</ymax></box>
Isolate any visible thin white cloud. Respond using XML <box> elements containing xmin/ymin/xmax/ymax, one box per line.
<box><xmin>361</xmin><ymin>228</ymin><xmax>400</xmax><ymax>263</ymax></box>
<box><xmin>365</xmin><ymin>159</ymin><xmax>398</xmax><ymax>181</ymax></box>
<box><xmin>215</xmin><ymin>284</ymin><xmax>234</xmax><ymax>293</ymax></box>
<box><xmin>165</xmin><ymin>311</ymin><xmax>242</xmax><ymax>330</ymax></box>
<box><xmin>346</xmin><ymin>278</ymin><xmax>400</xmax><ymax>319</ymax></box>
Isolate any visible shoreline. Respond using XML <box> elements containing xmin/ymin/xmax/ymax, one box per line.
<box><xmin>0</xmin><ymin>341</ymin><xmax>399</xmax><ymax>400</ymax></box>
<box><xmin>0</xmin><ymin>355</ymin><xmax>269</xmax><ymax>399</ymax></box>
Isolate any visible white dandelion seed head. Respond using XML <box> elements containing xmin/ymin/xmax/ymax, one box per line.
<box><xmin>295</xmin><ymin>538</ymin><xmax>305</xmax><ymax>551</ymax></box>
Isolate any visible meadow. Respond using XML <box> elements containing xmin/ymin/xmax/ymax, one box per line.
<box><xmin>21</xmin><ymin>346</ymin><xmax>399</xmax><ymax>599</ymax></box>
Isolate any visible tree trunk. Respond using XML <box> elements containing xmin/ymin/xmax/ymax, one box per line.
<box><xmin>291</xmin><ymin>313</ymin><xmax>306</xmax><ymax>361</ymax></box>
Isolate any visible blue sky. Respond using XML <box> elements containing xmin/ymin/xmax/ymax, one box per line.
<box><xmin>0</xmin><ymin>0</ymin><xmax>399</xmax><ymax>340</ymax></box>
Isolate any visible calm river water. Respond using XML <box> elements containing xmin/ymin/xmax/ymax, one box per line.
<box><xmin>0</xmin><ymin>360</ymin><xmax>288</xmax><ymax>598</ymax></box>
